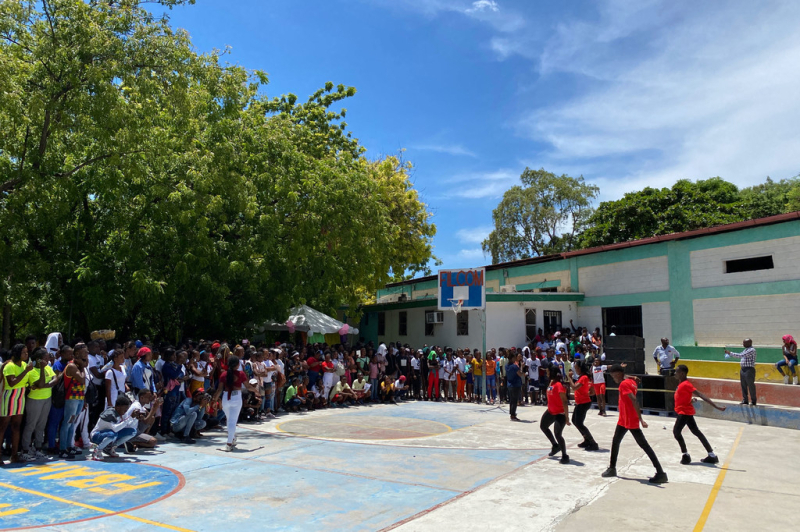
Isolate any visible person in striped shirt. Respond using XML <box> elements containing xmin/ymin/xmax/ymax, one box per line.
<box><xmin>724</xmin><ymin>339</ymin><xmax>757</xmax><ymax>406</ymax></box>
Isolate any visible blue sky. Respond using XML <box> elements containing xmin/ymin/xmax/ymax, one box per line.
<box><xmin>155</xmin><ymin>0</ymin><xmax>800</xmax><ymax>271</ymax></box>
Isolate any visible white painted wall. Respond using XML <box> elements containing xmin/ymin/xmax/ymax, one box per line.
<box><xmin>690</xmin><ymin>235</ymin><xmax>800</xmax><ymax>289</ymax></box>
<box><xmin>376</xmin><ymin>306</ymin><xmax>485</xmax><ymax>350</ymax></box>
<box><xmin>578</xmin><ymin>256</ymin><xmax>669</xmax><ymax>297</ymax></box>
<box><xmin>577</xmin><ymin>305</ymin><xmax>602</xmax><ymax>332</ymax></box>
<box><xmin>693</xmin><ymin>294</ymin><xmax>800</xmax><ymax>346</ymax></box>
<box><xmin>642</xmin><ymin>302</ymin><xmax>672</xmax><ymax>373</ymax></box>
<box><xmin>485</xmin><ymin>300</ymin><xmax>578</xmax><ymax>350</ymax></box>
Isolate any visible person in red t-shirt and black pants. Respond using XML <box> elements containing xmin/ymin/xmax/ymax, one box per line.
<box><xmin>673</xmin><ymin>364</ymin><xmax>726</xmax><ymax>465</ymax></box>
<box><xmin>540</xmin><ymin>367</ymin><xmax>571</xmax><ymax>464</ymax></box>
<box><xmin>602</xmin><ymin>365</ymin><xmax>668</xmax><ymax>484</ymax></box>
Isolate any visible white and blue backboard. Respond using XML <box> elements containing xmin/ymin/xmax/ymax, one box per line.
<box><xmin>438</xmin><ymin>268</ymin><xmax>486</xmax><ymax>310</ymax></box>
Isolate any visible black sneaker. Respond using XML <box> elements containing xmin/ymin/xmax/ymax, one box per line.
<box><xmin>560</xmin><ymin>455</ymin><xmax>570</xmax><ymax>464</ymax></box>
<box><xmin>701</xmin><ymin>455</ymin><xmax>719</xmax><ymax>464</ymax></box>
<box><xmin>750</xmin><ymin>402</ymin><xmax>757</xmax><ymax>407</ymax></box>
<box><xmin>681</xmin><ymin>454</ymin><xmax>691</xmax><ymax>465</ymax></box>
<box><xmin>577</xmin><ymin>441</ymin><xmax>588</xmax><ymax>448</ymax></box>
<box><xmin>585</xmin><ymin>442</ymin><xmax>599</xmax><ymax>451</ymax></box>
<box><xmin>124</xmin><ymin>442</ymin><xmax>136</xmax><ymax>454</ymax></box>
<box><xmin>601</xmin><ymin>467</ymin><xmax>617</xmax><ymax>478</ymax></box>
<box><xmin>649</xmin><ymin>472</ymin><xmax>669</xmax><ymax>484</ymax></box>
<box><xmin>182</xmin><ymin>438</ymin><xmax>196</xmax><ymax>444</ymax></box>
<box><xmin>548</xmin><ymin>444</ymin><xmax>560</xmax><ymax>456</ymax></box>
<box><xmin>59</xmin><ymin>450</ymin><xmax>72</xmax><ymax>460</ymax></box>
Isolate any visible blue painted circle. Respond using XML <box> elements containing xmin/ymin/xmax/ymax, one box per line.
<box><xmin>0</xmin><ymin>460</ymin><xmax>182</xmax><ymax>530</ymax></box>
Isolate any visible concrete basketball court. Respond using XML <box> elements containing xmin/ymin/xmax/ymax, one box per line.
<box><xmin>0</xmin><ymin>400</ymin><xmax>796</xmax><ymax>531</ymax></box>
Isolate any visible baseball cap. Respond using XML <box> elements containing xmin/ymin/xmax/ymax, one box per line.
<box><xmin>136</xmin><ymin>347</ymin><xmax>152</xmax><ymax>358</ymax></box>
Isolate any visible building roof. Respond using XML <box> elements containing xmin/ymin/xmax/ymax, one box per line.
<box><xmin>387</xmin><ymin>210</ymin><xmax>800</xmax><ymax>288</ymax></box>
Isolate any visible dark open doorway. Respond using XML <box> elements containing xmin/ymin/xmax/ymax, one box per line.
<box><xmin>602</xmin><ymin>306</ymin><xmax>643</xmax><ymax>338</ymax></box>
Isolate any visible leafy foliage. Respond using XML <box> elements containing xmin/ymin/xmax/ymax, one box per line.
<box><xmin>482</xmin><ymin>168</ymin><xmax>598</xmax><ymax>263</ymax></box>
<box><xmin>0</xmin><ymin>0</ymin><xmax>434</xmax><ymax>343</ymax></box>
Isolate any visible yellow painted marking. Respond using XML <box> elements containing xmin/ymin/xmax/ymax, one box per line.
<box><xmin>0</xmin><ymin>481</ymin><xmax>193</xmax><ymax>532</ymax></box>
<box><xmin>0</xmin><ymin>503</ymin><xmax>29</xmax><ymax>517</ymax></box>
<box><xmin>692</xmin><ymin>426</ymin><xmax>744</xmax><ymax>531</ymax></box>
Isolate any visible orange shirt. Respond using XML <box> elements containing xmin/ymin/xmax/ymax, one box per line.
<box><xmin>674</xmin><ymin>380</ymin><xmax>696</xmax><ymax>416</ymax></box>
<box><xmin>617</xmin><ymin>378</ymin><xmax>640</xmax><ymax>429</ymax></box>
<box><xmin>485</xmin><ymin>359</ymin><xmax>496</xmax><ymax>376</ymax></box>
<box><xmin>546</xmin><ymin>381</ymin><xmax>566</xmax><ymax>415</ymax></box>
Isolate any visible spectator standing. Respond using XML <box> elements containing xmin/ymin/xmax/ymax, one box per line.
<box><xmin>104</xmin><ymin>350</ymin><xmax>128</xmax><ymax>410</ymax></box>
<box><xmin>1</xmin><ymin>344</ymin><xmax>34</xmax><ymax>464</ymax></box>
<box><xmin>724</xmin><ymin>339</ymin><xmax>758</xmax><ymax>406</ymax></box>
<box><xmin>46</xmin><ymin>344</ymin><xmax>73</xmax><ymax>452</ymax></box>
<box><xmin>21</xmin><ymin>348</ymin><xmax>57</xmax><ymax>460</ymax></box>
<box><xmin>653</xmin><ymin>338</ymin><xmax>680</xmax><ymax>376</ymax></box>
<box><xmin>776</xmin><ymin>335</ymin><xmax>798</xmax><ymax>385</ymax></box>
<box><xmin>60</xmin><ymin>346</ymin><xmax>88</xmax><ymax>459</ymax></box>
<box><xmin>506</xmin><ymin>354</ymin><xmax>523</xmax><ymax>421</ymax></box>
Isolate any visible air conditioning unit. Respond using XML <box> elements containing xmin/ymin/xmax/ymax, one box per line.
<box><xmin>398</xmin><ymin>293</ymin><xmax>408</xmax><ymax>302</ymax></box>
<box><xmin>500</xmin><ymin>284</ymin><xmax>516</xmax><ymax>293</ymax></box>
<box><xmin>426</xmin><ymin>311</ymin><xmax>445</xmax><ymax>324</ymax></box>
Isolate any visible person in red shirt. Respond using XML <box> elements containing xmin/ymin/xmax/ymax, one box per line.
<box><xmin>602</xmin><ymin>365</ymin><xmax>668</xmax><ymax>483</ymax></box>
<box><xmin>673</xmin><ymin>364</ymin><xmax>726</xmax><ymax>465</ymax></box>
<box><xmin>567</xmin><ymin>362</ymin><xmax>598</xmax><ymax>451</ymax></box>
<box><xmin>540</xmin><ymin>367</ymin><xmax>571</xmax><ymax>464</ymax></box>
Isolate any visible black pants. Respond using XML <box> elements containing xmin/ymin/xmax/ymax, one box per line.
<box><xmin>673</xmin><ymin>414</ymin><xmax>713</xmax><ymax>454</ymax></box>
<box><xmin>508</xmin><ymin>387</ymin><xmax>521</xmax><ymax>418</ymax></box>
<box><xmin>740</xmin><ymin>367</ymin><xmax>756</xmax><ymax>403</ymax></box>
<box><xmin>609</xmin><ymin>425</ymin><xmax>663</xmax><ymax>473</ymax></box>
<box><xmin>571</xmin><ymin>402</ymin><xmax>595</xmax><ymax>444</ymax></box>
<box><xmin>540</xmin><ymin>411</ymin><xmax>566</xmax><ymax>457</ymax></box>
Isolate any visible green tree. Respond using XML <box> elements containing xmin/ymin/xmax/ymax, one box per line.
<box><xmin>482</xmin><ymin>168</ymin><xmax>599</xmax><ymax>263</ymax></box>
<box><xmin>739</xmin><ymin>176</ymin><xmax>800</xmax><ymax>218</ymax></box>
<box><xmin>0</xmin><ymin>0</ymin><xmax>435</xmax><ymax>343</ymax></box>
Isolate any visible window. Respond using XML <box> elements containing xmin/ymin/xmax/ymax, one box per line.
<box><xmin>725</xmin><ymin>255</ymin><xmax>774</xmax><ymax>274</ymax></box>
<box><xmin>539</xmin><ymin>287</ymin><xmax>557</xmax><ymax>293</ymax></box>
<box><xmin>424</xmin><ymin>312</ymin><xmax>435</xmax><ymax>336</ymax></box>
<box><xmin>543</xmin><ymin>310</ymin><xmax>562</xmax><ymax>334</ymax></box>
<box><xmin>378</xmin><ymin>312</ymin><xmax>385</xmax><ymax>336</ymax></box>
<box><xmin>456</xmin><ymin>311</ymin><xmax>469</xmax><ymax>336</ymax></box>
<box><xmin>525</xmin><ymin>309</ymin><xmax>537</xmax><ymax>343</ymax></box>
<box><xmin>399</xmin><ymin>311</ymin><xmax>407</xmax><ymax>336</ymax></box>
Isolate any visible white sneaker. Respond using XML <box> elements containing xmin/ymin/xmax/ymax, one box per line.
<box><xmin>784</xmin><ymin>375</ymin><xmax>790</xmax><ymax>385</ymax></box>
<box><xmin>794</xmin><ymin>376</ymin><xmax>799</xmax><ymax>385</ymax></box>
<box><xmin>89</xmin><ymin>445</ymin><xmax>104</xmax><ymax>461</ymax></box>
<box><xmin>33</xmin><ymin>450</ymin><xmax>48</xmax><ymax>460</ymax></box>
<box><xmin>20</xmin><ymin>452</ymin><xmax>37</xmax><ymax>462</ymax></box>
<box><xmin>154</xmin><ymin>433</ymin><xmax>166</xmax><ymax>442</ymax></box>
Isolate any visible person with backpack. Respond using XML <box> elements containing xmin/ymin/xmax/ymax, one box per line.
<box><xmin>21</xmin><ymin>347</ymin><xmax>58</xmax><ymax>461</ymax></box>
<box><xmin>46</xmin><ymin>344</ymin><xmax>73</xmax><ymax>452</ymax></box>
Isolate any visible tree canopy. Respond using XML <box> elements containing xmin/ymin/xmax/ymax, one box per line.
<box><xmin>482</xmin><ymin>168</ymin><xmax>598</xmax><ymax>263</ymax></box>
<box><xmin>0</xmin><ymin>0</ymin><xmax>434</xmax><ymax>344</ymax></box>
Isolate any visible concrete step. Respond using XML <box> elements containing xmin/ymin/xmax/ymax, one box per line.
<box><xmin>689</xmin><ymin>376</ymin><xmax>800</xmax><ymax>408</ymax></box>
<box><xmin>682</xmin><ymin>360</ymin><xmax>795</xmax><ymax>384</ymax></box>
<box><xmin>694</xmin><ymin>399</ymin><xmax>800</xmax><ymax>430</ymax></box>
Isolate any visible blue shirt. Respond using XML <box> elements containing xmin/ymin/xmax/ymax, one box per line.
<box><xmin>53</xmin><ymin>359</ymin><xmax>67</xmax><ymax>373</ymax></box>
<box><xmin>506</xmin><ymin>363</ymin><xmax>522</xmax><ymax>388</ymax></box>
<box><xmin>162</xmin><ymin>362</ymin><xmax>183</xmax><ymax>396</ymax></box>
<box><xmin>170</xmin><ymin>397</ymin><xmax>202</xmax><ymax>425</ymax></box>
<box><xmin>131</xmin><ymin>360</ymin><xmax>156</xmax><ymax>393</ymax></box>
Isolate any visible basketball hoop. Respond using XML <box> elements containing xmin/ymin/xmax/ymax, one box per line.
<box><xmin>448</xmin><ymin>298</ymin><xmax>464</xmax><ymax>315</ymax></box>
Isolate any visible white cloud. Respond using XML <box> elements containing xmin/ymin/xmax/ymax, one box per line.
<box><xmin>412</xmin><ymin>143</ymin><xmax>477</xmax><ymax>157</ymax></box>
<box><xmin>456</xmin><ymin>226</ymin><xmax>493</xmax><ymax>244</ymax></box>
<box><xmin>457</xmin><ymin>248</ymin><xmax>487</xmax><ymax>260</ymax></box>
<box><xmin>516</xmin><ymin>0</ymin><xmax>800</xmax><ymax>200</ymax></box>
<box><xmin>442</xmin><ymin>168</ymin><xmax>520</xmax><ymax>199</ymax></box>
<box><xmin>466</xmin><ymin>1</ymin><xmax>499</xmax><ymax>14</ymax></box>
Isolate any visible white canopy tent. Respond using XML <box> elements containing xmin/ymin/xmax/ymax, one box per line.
<box><xmin>260</xmin><ymin>304</ymin><xmax>359</xmax><ymax>336</ymax></box>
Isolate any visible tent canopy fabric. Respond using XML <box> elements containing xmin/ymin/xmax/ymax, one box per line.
<box><xmin>261</xmin><ymin>305</ymin><xmax>359</xmax><ymax>336</ymax></box>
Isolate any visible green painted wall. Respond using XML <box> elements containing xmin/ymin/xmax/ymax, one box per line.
<box><xmin>675</xmin><ymin>345</ymin><xmax>782</xmax><ymax>362</ymax></box>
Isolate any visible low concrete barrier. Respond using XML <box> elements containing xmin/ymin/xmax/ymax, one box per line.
<box><xmin>695</xmin><ymin>400</ymin><xmax>800</xmax><ymax>430</ymax></box>
<box><xmin>682</xmin><ymin>360</ymin><xmax>792</xmax><ymax>384</ymax></box>
<box><xmin>689</xmin><ymin>376</ymin><xmax>800</xmax><ymax>408</ymax></box>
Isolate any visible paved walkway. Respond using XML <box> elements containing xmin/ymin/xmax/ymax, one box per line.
<box><xmin>0</xmin><ymin>400</ymin><xmax>794</xmax><ymax>531</ymax></box>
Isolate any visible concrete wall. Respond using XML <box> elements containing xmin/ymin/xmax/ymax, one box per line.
<box><xmin>375</xmin><ymin>305</ymin><xmax>485</xmax><ymax>350</ymax></box>
<box><xmin>690</xmin><ymin>235</ymin><xmax>800</xmax><ymax>289</ymax></box>
<box><xmin>693</xmin><ymin>293</ymin><xmax>800</xmax><ymax>346</ymax></box>
<box><xmin>578</xmin><ymin>256</ymin><xmax>669</xmax><ymax>297</ymax></box>
<box><xmin>642</xmin><ymin>302</ymin><xmax>672</xmax><ymax>373</ymax></box>
<box><xmin>506</xmin><ymin>269</ymin><xmax>571</xmax><ymax>292</ymax></box>
<box><xmin>485</xmin><ymin>301</ymin><xmax>578</xmax><ymax>350</ymax></box>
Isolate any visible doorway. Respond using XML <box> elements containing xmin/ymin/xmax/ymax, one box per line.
<box><xmin>602</xmin><ymin>306</ymin><xmax>643</xmax><ymax>337</ymax></box>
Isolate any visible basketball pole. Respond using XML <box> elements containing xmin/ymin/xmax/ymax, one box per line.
<box><xmin>482</xmin><ymin>306</ymin><xmax>487</xmax><ymax>404</ymax></box>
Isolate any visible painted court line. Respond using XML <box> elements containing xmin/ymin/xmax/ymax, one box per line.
<box><xmin>0</xmin><ymin>481</ymin><xmax>194</xmax><ymax>532</ymax></box>
<box><xmin>692</xmin><ymin>426</ymin><xmax>745</xmax><ymax>532</ymax></box>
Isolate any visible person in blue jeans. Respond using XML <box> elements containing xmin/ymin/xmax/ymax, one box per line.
<box><xmin>159</xmin><ymin>348</ymin><xmax>183</xmax><ymax>437</ymax></box>
<box><xmin>777</xmin><ymin>335</ymin><xmax>798</xmax><ymax>385</ymax></box>
<box><xmin>89</xmin><ymin>396</ymin><xmax>138</xmax><ymax>460</ymax></box>
<box><xmin>60</xmin><ymin>345</ymin><xmax>89</xmax><ymax>459</ymax></box>
<box><xmin>47</xmin><ymin>344</ymin><xmax>73</xmax><ymax>451</ymax></box>
<box><xmin>170</xmin><ymin>389</ymin><xmax>209</xmax><ymax>443</ymax></box>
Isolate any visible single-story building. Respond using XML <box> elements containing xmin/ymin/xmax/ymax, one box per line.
<box><xmin>356</xmin><ymin>211</ymin><xmax>800</xmax><ymax>375</ymax></box>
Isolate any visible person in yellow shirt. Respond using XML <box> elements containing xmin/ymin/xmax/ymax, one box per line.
<box><xmin>485</xmin><ymin>353</ymin><xmax>497</xmax><ymax>405</ymax></box>
<box><xmin>380</xmin><ymin>375</ymin><xmax>395</xmax><ymax>404</ymax></box>
<box><xmin>22</xmin><ymin>347</ymin><xmax>58</xmax><ymax>459</ymax></box>
<box><xmin>471</xmin><ymin>350</ymin><xmax>484</xmax><ymax>404</ymax></box>
<box><xmin>1</xmin><ymin>344</ymin><xmax>34</xmax><ymax>464</ymax></box>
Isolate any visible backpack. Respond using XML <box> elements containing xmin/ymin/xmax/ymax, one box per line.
<box><xmin>51</xmin><ymin>375</ymin><xmax>66</xmax><ymax>408</ymax></box>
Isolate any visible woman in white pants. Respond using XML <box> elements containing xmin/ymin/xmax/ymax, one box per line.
<box><xmin>213</xmin><ymin>355</ymin><xmax>259</xmax><ymax>451</ymax></box>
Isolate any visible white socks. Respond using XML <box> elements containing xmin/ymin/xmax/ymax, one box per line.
<box><xmin>784</xmin><ymin>375</ymin><xmax>790</xmax><ymax>384</ymax></box>
<box><xmin>794</xmin><ymin>376</ymin><xmax>798</xmax><ymax>385</ymax></box>
<box><xmin>708</xmin><ymin>452</ymin><xmax>716</xmax><ymax>458</ymax></box>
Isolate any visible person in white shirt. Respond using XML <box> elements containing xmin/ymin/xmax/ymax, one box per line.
<box><xmin>443</xmin><ymin>353</ymin><xmax>456</xmax><ymax>401</ymax></box>
<box><xmin>393</xmin><ymin>375</ymin><xmax>407</xmax><ymax>400</ymax></box>
<box><xmin>653</xmin><ymin>338</ymin><xmax>680</xmax><ymax>376</ymax></box>
<box><xmin>104</xmin><ymin>350</ymin><xmax>129</xmax><ymax>409</ymax></box>
<box><xmin>377</xmin><ymin>342</ymin><xmax>388</xmax><ymax>357</ymax></box>
<box><xmin>526</xmin><ymin>354</ymin><xmax>541</xmax><ymax>404</ymax></box>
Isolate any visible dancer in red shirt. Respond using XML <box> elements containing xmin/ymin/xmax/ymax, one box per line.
<box><xmin>673</xmin><ymin>364</ymin><xmax>726</xmax><ymax>465</ymax></box>
<box><xmin>568</xmin><ymin>362</ymin><xmax>598</xmax><ymax>451</ymax></box>
<box><xmin>602</xmin><ymin>365</ymin><xmax>668</xmax><ymax>483</ymax></box>
<box><xmin>540</xmin><ymin>368</ymin><xmax>571</xmax><ymax>464</ymax></box>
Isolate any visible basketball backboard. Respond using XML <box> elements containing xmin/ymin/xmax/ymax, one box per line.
<box><xmin>438</xmin><ymin>268</ymin><xmax>486</xmax><ymax>311</ymax></box>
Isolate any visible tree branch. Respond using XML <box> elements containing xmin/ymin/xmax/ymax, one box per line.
<box><xmin>54</xmin><ymin>151</ymin><xmax>143</xmax><ymax>179</ymax></box>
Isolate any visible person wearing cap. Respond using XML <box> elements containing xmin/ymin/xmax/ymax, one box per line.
<box><xmin>394</xmin><ymin>375</ymin><xmax>408</xmax><ymax>401</ymax></box>
<box><xmin>170</xmin><ymin>388</ymin><xmax>209</xmax><ymax>444</ymax></box>
<box><xmin>131</xmin><ymin>347</ymin><xmax>156</xmax><ymax>396</ymax></box>
<box><xmin>602</xmin><ymin>365</ymin><xmax>668</xmax><ymax>484</ymax></box>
